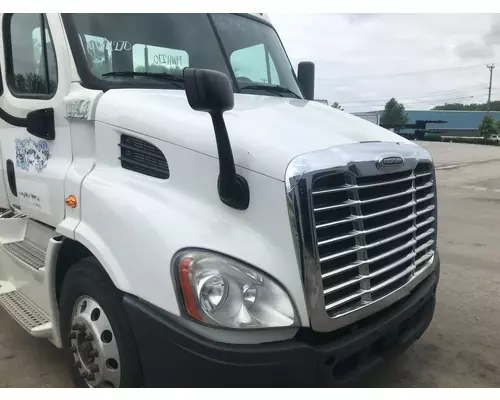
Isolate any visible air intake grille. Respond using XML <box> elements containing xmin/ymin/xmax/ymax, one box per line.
<box><xmin>119</xmin><ymin>135</ymin><xmax>169</xmax><ymax>179</ymax></box>
<box><xmin>311</xmin><ymin>161</ymin><xmax>436</xmax><ymax>318</ymax></box>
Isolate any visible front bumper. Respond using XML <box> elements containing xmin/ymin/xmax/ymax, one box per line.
<box><xmin>123</xmin><ymin>255</ymin><xmax>439</xmax><ymax>387</ymax></box>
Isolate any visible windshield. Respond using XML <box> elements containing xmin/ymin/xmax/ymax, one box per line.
<box><xmin>64</xmin><ymin>13</ymin><xmax>303</xmax><ymax>99</ymax></box>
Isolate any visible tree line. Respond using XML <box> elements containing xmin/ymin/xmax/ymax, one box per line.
<box><xmin>331</xmin><ymin>98</ymin><xmax>500</xmax><ymax>139</ymax></box>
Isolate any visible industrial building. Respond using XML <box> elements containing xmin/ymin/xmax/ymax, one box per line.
<box><xmin>352</xmin><ymin>110</ymin><xmax>500</xmax><ymax>137</ymax></box>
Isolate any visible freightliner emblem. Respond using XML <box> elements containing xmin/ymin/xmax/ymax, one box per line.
<box><xmin>378</xmin><ymin>156</ymin><xmax>404</xmax><ymax>168</ymax></box>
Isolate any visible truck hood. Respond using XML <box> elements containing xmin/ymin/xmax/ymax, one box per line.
<box><xmin>96</xmin><ymin>89</ymin><xmax>413</xmax><ymax>180</ymax></box>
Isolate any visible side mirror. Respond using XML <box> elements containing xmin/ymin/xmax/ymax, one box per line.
<box><xmin>297</xmin><ymin>61</ymin><xmax>315</xmax><ymax>101</ymax></box>
<box><xmin>183</xmin><ymin>68</ymin><xmax>249</xmax><ymax>210</ymax></box>
<box><xmin>184</xmin><ymin>68</ymin><xmax>234</xmax><ymax>113</ymax></box>
<box><xmin>26</xmin><ymin>108</ymin><xmax>55</xmax><ymax>140</ymax></box>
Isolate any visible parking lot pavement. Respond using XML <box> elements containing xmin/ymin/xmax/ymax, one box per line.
<box><xmin>417</xmin><ymin>141</ymin><xmax>500</xmax><ymax>169</ymax></box>
<box><xmin>1</xmin><ymin>141</ymin><xmax>500</xmax><ymax>387</ymax></box>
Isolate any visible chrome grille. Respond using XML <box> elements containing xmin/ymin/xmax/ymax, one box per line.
<box><xmin>311</xmin><ymin>161</ymin><xmax>436</xmax><ymax>318</ymax></box>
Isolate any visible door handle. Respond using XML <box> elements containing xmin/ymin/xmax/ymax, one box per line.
<box><xmin>6</xmin><ymin>159</ymin><xmax>17</xmax><ymax>197</ymax></box>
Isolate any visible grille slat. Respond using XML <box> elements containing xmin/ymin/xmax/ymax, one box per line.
<box><xmin>313</xmin><ymin>187</ymin><xmax>416</xmax><ymax>212</ymax></box>
<box><xmin>312</xmin><ymin>173</ymin><xmax>415</xmax><ymax>195</ymax></box>
<box><xmin>369</xmin><ymin>251</ymin><xmax>415</xmax><ymax>279</ymax></box>
<box><xmin>416</xmin><ymin>250</ymin><xmax>434</xmax><ymax>267</ymax></box>
<box><xmin>370</xmin><ymin>264</ymin><xmax>414</xmax><ymax>293</ymax></box>
<box><xmin>322</xmin><ymin>262</ymin><xmax>362</xmax><ymax>279</ymax></box>
<box><xmin>416</xmin><ymin>216</ymin><xmax>435</xmax><ymax>229</ymax></box>
<box><xmin>416</xmin><ymin>181</ymin><xmax>433</xmax><ymax>191</ymax></box>
<box><xmin>416</xmin><ymin>205</ymin><xmax>435</xmax><ymax>216</ymax></box>
<box><xmin>416</xmin><ymin>193</ymin><xmax>435</xmax><ymax>203</ymax></box>
<box><xmin>322</xmin><ymin>237</ymin><xmax>417</xmax><ymax>278</ymax></box>
<box><xmin>325</xmin><ymin>291</ymin><xmax>364</xmax><ymax>311</ymax></box>
<box><xmin>315</xmin><ymin>200</ymin><xmax>415</xmax><ymax>229</ymax></box>
<box><xmin>319</xmin><ymin>225</ymin><xmax>417</xmax><ymax>263</ymax></box>
<box><xmin>318</xmin><ymin>212</ymin><xmax>417</xmax><ymax>247</ymax></box>
<box><xmin>416</xmin><ymin>239</ymin><xmax>434</xmax><ymax>254</ymax></box>
<box><xmin>324</xmin><ymin>275</ymin><xmax>363</xmax><ymax>295</ymax></box>
<box><xmin>311</xmin><ymin>162</ymin><xmax>437</xmax><ymax>317</ymax></box>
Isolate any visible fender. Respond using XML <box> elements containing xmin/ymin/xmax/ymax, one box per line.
<box><xmin>74</xmin><ymin>221</ymin><xmax>132</xmax><ymax>293</ymax></box>
<box><xmin>73</xmin><ymin>125</ymin><xmax>309</xmax><ymax>325</ymax></box>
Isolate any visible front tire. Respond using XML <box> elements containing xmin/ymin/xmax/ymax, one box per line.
<box><xmin>59</xmin><ymin>257</ymin><xmax>142</xmax><ymax>388</ymax></box>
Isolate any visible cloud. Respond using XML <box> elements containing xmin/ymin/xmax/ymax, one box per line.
<box><xmin>269</xmin><ymin>13</ymin><xmax>497</xmax><ymax>112</ymax></box>
<box><xmin>453</xmin><ymin>14</ymin><xmax>500</xmax><ymax>60</ymax></box>
<box><xmin>340</xmin><ymin>13</ymin><xmax>381</xmax><ymax>25</ymax></box>
<box><xmin>484</xmin><ymin>15</ymin><xmax>500</xmax><ymax>45</ymax></box>
<box><xmin>454</xmin><ymin>42</ymin><xmax>494</xmax><ymax>60</ymax></box>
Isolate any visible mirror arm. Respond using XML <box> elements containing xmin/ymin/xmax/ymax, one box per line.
<box><xmin>210</xmin><ymin>112</ymin><xmax>249</xmax><ymax>210</ymax></box>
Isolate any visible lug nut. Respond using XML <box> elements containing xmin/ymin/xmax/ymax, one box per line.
<box><xmin>69</xmin><ymin>332</ymin><xmax>76</xmax><ymax>339</ymax></box>
<box><xmin>85</xmin><ymin>333</ymin><xmax>94</xmax><ymax>341</ymax></box>
<box><xmin>89</xmin><ymin>364</ymin><xmax>99</xmax><ymax>373</ymax></box>
<box><xmin>71</xmin><ymin>323</ymin><xmax>80</xmax><ymax>330</ymax></box>
<box><xmin>89</xmin><ymin>349</ymin><xmax>99</xmax><ymax>358</ymax></box>
<box><xmin>73</xmin><ymin>361</ymin><xmax>82</xmax><ymax>368</ymax></box>
<box><xmin>69</xmin><ymin>345</ymin><xmax>77</xmax><ymax>353</ymax></box>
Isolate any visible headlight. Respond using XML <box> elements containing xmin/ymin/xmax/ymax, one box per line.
<box><xmin>174</xmin><ymin>249</ymin><xmax>298</xmax><ymax>329</ymax></box>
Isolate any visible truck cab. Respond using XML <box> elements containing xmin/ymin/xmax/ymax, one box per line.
<box><xmin>0</xmin><ymin>13</ymin><xmax>439</xmax><ymax>387</ymax></box>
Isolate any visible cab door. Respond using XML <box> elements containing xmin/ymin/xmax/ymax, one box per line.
<box><xmin>0</xmin><ymin>13</ymin><xmax>72</xmax><ymax>227</ymax></box>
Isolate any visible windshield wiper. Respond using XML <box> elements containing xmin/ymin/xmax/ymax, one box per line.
<box><xmin>102</xmin><ymin>71</ymin><xmax>184</xmax><ymax>88</ymax></box>
<box><xmin>239</xmin><ymin>84</ymin><xmax>301</xmax><ymax>99</ymax></box>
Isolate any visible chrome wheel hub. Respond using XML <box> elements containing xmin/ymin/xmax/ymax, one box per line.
<box><xmin>69</xmin><ymin>296</ymin><xmax>120</xmax><ymax>388</ymax></box>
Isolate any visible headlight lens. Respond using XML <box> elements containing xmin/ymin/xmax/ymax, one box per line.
<box><xmin>175</xmin><ymin>250</ymin><xmax>298</xmax><ymax>329</ymax></box>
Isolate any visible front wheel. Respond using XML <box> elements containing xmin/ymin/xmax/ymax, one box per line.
<box><xmin>59</xmin><ymin>257</ymin><xmax>142</xmax><ymax>388</ymax></box>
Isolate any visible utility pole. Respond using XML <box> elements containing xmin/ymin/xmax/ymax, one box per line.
<box><xmin>486</xmin><ymin>64</ymin><xmax>495</xmax><ymax>115</ymax></box>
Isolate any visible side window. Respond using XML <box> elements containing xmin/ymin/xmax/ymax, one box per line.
<box><xmin>132</xmin><ymin>44</ymin><xmax>189</xmax><ymax>74</ymax></box>
<box><xmin>230</xmin><ymin>44</ymin><xmax>280</xmax><ymax>85</ymax></box>
<box><xmin>4</xmin><ymin>13</ymin><xmax>58</xmax><ymax>97</ymax></box>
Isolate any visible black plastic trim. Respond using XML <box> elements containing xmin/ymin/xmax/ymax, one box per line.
<box><xmin>26</xmin><ymin>108</ymin><xmax>56</xmax><ymax>140</ymax></box>
<box><xmin>0</xmin><ymin>58</ymin><xmax>3</xmax><ymax>96</ymax></box>
<box><xmin>119</xmin><ymin>134</ymin><xmax>169</xmax><ymax>179</ymax></box>
<box><xmin>0</xmin><ymin>107</ymin><xmax>27</xmax><ymax>127</ymax></box>
<box><xmin>123</xmin><ymin>270</ymin><xmax>437</xmax><ymax>387</ymax></box>
<box><xmin>6</xmin><ymin>160</ymin><xmax>17</xmax><ymax>197</ymax></box>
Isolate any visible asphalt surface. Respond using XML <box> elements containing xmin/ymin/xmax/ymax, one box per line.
<box><xmin>1</xmin><ymin>141</ymin><xmax>500</xmax><ymax>387</ymax></box>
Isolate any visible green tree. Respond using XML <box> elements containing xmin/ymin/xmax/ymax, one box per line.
<box><xmin>134</xmin><ymin>64</ymin><xmax>183</xmax><ymax>74</ymax></box>
<box><xmin>432</xmin><ymin>101</ymin><xmax>500</xmax><ymax>111</ymax></box>
<box><xmin>380</xmin><ymin>98</ymin><xmax>408</xmax><ymax>129</ymax></box>
<box><xmin>495</xmin><ymin>119</ymin><xmax>500</xmax><ymax>134</ymax></box>
<box><xmin>331</xmin><ymin>101</ymin><xmax>344</xmax><ymax>111</ymax></box>
<box><xmin>478</xmin><ymin>115</ymin><xmax>497</xmax><ymax>139</ymax></box>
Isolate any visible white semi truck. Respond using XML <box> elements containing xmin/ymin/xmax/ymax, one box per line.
<box><xmin>0</xmin><ymin>13</ymin><xmax>439</xmax><ymax>387</ymax></box>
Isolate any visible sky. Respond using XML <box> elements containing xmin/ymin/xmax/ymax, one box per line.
<box><xmin>268</xmin><ymin>13</ymin><xmax>500</xmax><ymax>112</ymax></box>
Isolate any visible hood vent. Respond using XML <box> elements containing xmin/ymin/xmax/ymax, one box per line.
<box><xmin>119</xmin><ymin>135</ymin><xmax>169</xmax><ymax>179</ymax></box>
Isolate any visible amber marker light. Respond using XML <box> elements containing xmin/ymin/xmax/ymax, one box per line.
<box><xmin>65</xmin><ymin>195</ymin><xmax>77</xmax><ymax>208</ymax></box>
<box><xmin>177</xmin><ymin>256</ymin><xmax>202</xmax><ymax>321</ymax></box>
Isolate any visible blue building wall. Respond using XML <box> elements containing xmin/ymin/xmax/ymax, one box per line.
<box><xmin>405</xmin><ymin>110</ymin><xmax>500</xmax><ymax>130</ymax></box>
